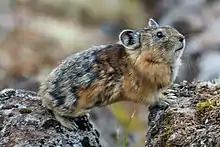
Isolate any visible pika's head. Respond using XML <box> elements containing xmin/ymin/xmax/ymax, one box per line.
<box><xmin>118</xmin><ymin>18</ymin><xmax>185</xmax><ymax>64</ymax></box>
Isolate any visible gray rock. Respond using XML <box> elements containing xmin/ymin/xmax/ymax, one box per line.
<box><xmin>0</xmin><ymin>89</ymin><xmax>102</xmax><ymax>147</ymax></box>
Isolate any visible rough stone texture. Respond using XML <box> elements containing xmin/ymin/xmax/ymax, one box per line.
<box><xmin>146</xmin><ymin>80</ymin><xmax>220</xmax><ymax>147</ymax></box>
<box><xmin>0</xmin><ymin>89</ymin><xmax>102</xmax><ymax>147</ymax></box>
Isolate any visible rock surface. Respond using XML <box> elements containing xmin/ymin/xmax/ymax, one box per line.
<box><xmin>0</xmin><ymin>89</ymin><xmax>102</xmax><ymax>147</ymax></box>
<box><xmin>146</xmin><ymin>80</ymin><xmax>220</xmax><ymax>147</ymax></box>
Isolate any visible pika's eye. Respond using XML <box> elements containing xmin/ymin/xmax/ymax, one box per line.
<box><xmin>156</xmin><ymin>31</ymin><xmax>165</xmax><ymax>38</ymax></box>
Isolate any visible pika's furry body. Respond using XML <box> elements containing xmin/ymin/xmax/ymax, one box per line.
<box><xmin>39</xmin><ymin>19</ymin><xmax>185</xmax><ymax>129</ymax></box>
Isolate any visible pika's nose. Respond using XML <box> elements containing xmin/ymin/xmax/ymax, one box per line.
<box><xmin>178</xmin><ymin>35</ymin><xmax>185</xmax><ymax>43</ymax></box>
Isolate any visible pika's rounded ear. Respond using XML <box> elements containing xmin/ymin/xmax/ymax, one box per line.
<box><xmin>119</xmin><ymin>29</ymin><xmax>140</xmax><ymax>50</ymax></box>
<box><xmin>148</xmin><ymin>18</ymin><xmax>159</xmax><ymax>27</ymax></box>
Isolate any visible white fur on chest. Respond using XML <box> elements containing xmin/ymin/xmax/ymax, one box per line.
<box><xmin>171</xmin><ymin>58</ymin><xmax>182</xmax><ymax>83</ymax></box>
<box><xmin>172</xmin><ymin>39</ymin><xmax>185</xmax><ymax>83</ymax></box>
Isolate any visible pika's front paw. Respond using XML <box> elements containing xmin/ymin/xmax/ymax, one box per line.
<box><xmin>150</xmin><ymin>90</ymin><xmax>177</xmax><ymax>110</ymax></box>
<box><xmin>149</xmin><ymin>100</ymin><xmax>170</xmax><ymax>110</ymax></box>
<box><xmin>163</xmin><ymin>89</ymin><xmax>178</xmax><ymax>105</ymax></box>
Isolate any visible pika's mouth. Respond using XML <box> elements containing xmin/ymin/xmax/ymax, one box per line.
<box><xmin>175</xmin><ymin>46</ymin><xmax>184</xmax><ymax>52</ymax></box>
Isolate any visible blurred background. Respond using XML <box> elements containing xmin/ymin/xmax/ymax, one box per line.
<box><xmin>0</xmin><ymin>0</ymin><xmax>220</xmax><ymax>147</ymax></box>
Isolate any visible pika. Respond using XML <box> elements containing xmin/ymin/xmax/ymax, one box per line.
<box><xmin>39</xmin><ymin>18</ymin><xmax>185</xmax><ymax>129</ymax></box>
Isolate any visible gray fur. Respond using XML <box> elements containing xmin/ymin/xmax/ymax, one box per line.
<box><xmin>41</xmin><ymin>45</ymin><xmax>111</xmax><ymax>110</ymax></box>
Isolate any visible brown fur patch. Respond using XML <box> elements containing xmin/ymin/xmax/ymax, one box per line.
<box><xmin>77</xmin><ymin>78</ymin><xmax>124</xmax><ymax>109</ymax></box>
<box><xmin>121</xmin><ymin>49</ymin><xmax>172</xmax><ymax>105</ymax></box>
<box><xmin>95</xmin><ymin>44</ymin><xmax>128</xmax><ymax>69</ymax></box>
<box><xmin>77</xmin><ymin>80</ymin><xmax>103</xmax><ymax>109</ymax></box>
<box><xmin>122</xmin><ymin>69</ymin><xmax>157</xmax><ymax>106</ymax></box>
<box><xmin>135</xmin><ymin>50</ymin><xmax>172</xmax><ymax>88</ymax></box>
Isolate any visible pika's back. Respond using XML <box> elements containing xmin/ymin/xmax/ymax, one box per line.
<box><xmin>39</xmin><ymin>44</ymin><xmax>128</xmax><ymax>111</ymax></box>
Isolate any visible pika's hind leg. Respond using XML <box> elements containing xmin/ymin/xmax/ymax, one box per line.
<box><xmin>53</xmin><ymin>112</ymin><xmax>78</xmax><ymax>130</ymax></box>
<box><xmin>53</xmin><ymin>109</ymin><xmax>91</xmax><ymax>130</ymax></box>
